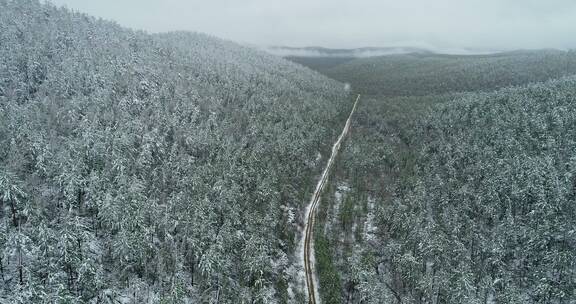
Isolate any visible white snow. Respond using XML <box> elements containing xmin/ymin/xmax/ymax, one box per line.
<box><xmin>363</xmin><ymin>196</ymin><xmax>377</xmax><ymax>242</ymax></box>
<box><xmin>324</xmin><ymin>183</ymin><xmax>350</xmax><ymax>235</ymax></box>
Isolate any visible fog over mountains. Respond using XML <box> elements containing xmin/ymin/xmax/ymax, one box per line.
<box><xmin>49</xmin><ymin>0</ymin><xmax>576</xmax><ymax>51</ymax></box>
<box><xmin>263</xmin><ymin>44</ymin><xmax>503</xmax><ymax>58</ymax></box>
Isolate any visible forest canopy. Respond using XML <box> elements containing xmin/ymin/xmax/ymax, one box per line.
<box><xmin>0</xmin><ymin>0</ymin><xmax>350</xmax><ymax>302</ymax></box>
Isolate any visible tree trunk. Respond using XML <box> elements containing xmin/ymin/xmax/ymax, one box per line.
<box><xmin>77</xmin><ymin>188</ymin><xmax>84</xmax><ymax>214</ymax></box>
<box><xmin>18</xmin><ymin>246</ymin><xmax>23</xmax><ymax>285</ymax></box>
<box><xmin>78</xmin><ymin>238</ymin><xmax>83</xmax><ymax>261</ymax></box>
<box><xmin>0</xmin><ymin>255</ymin><xmax>5</xmax><ymax>282</ymax></box>
<box><xmin>215</xmin><ymin>280</ymin><xmax>221</xmax><ymax>304</ymax></box>
<box><xmin>67</xmin><ymin>264</ymin><xmax>74</xmax><ymax>291</ymax></box>
<box><xmin>9</xmin><ymin>199</ymin><xmax>18</xmax><ymax>227</ymax></box>
<box><xmin>191</xmin><ymin>255</ymin><xmax>195</xmax><ymax>286</ymax></box>
<box><xmin>345</xmin><ymin>281</ymin><xmax>356</xmax><ymax>304</ymax></box>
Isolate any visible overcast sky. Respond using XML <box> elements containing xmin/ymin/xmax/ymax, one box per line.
<box><xmin>48</xmin><ymin>0</ymin><xmax>576</xmax><ymax>51</ymax></box>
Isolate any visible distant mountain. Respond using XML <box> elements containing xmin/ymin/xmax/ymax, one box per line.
<box><xmin>319</xmin><ymin>50</ymin><xmax>576</xmax><ymax>96</ymax></box>
<box><xmin>263</xmin><ymin>45</ymin><xmax>505</xmax><ymax>58</ymax></box>
<box><xmin>264</xmin><ymin>46</ymin><xmax>431</xmax><ymax>58</ymax></box>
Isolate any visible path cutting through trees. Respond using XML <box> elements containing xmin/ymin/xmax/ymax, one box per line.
<box><xmin>303</xmin><ymin>94</ymin><xmax>361</xmax><ymax>304</ymax></box>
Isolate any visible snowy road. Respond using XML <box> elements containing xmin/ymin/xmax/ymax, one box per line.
<box><xmin>303</xmin><ymin>94</ymin><xmax>360</xmax><ymax>304</ymax></box>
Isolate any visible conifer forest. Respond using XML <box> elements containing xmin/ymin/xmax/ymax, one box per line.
<box><xmin>1</xmin><ymin>0</ymin><xmax>575</xmax><ymax>303</ymax></box>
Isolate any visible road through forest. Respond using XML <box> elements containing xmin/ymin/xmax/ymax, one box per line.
<box><xmin>303</xmin><ymin>94</ymin><xmax>361</xmax><ymax>304</ymax></box>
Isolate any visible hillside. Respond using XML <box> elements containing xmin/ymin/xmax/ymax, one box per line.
<box><xmin>311</xmin><ymin>50</ymin><xmax>576</xmax><ymax>96</ymax></box>
<box><xmin>285</xmin><ymin>56</ymin><xmax>357</xmax><ymax>73</ymax></box>
<box><xmin>337</xmin><ymin>77</ymin><xmax>576</xmax><ymax>303</ymax></box>
<box><xmin>278</xmin><ymin>47</ymin><xmax>576</xmax><ymax>304</ymax></box>
<box><xmin>0</xmin><ymin>1</ymin><xmax>350</xmax><ymax>303</ymax></box>
<box><xmin>303</xmin><ymin>46</ymin><xmax>576</xmax><ymax>302</ymax></box>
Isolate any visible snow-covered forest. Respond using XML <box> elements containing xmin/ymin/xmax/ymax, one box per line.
<box><xmin>0</xmin><ymin>1</ymin><xmax>351</xmax><ymax>302</ymax></box>
<box><xmin>294</xmin><ymin>50</ymin><xmax>576</xmax><ymax>303</ymax></box>
<box><xmin>2</xmin><ymin>0</ymin><xmax>576</xmax><ymax>303</ymax></box>
<box><xmin>341</xmin><ymin>79</ymin><xmax>576</xmax><ymax>303</ymax></box>
<box><xmin>320</xmin><ymin>51</ymin><xmax>576</xmax><ymax>96</ymax></box>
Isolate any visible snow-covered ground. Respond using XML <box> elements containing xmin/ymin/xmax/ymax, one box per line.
<box><xmin>363</xmin><ymin>196</ymin><xmax>377</xmax><ymax>242</ymax></box>
<box><xmin>324</xmin><ymin>183</ymin><xmax>350</xmax><ymax>235</ymax></box>
<box><xmin>297</xmin><ymin>95</ymin><xmax>360</xmax><ymax>304</ymax></box>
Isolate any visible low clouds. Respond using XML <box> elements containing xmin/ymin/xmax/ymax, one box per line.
<box><xmin>49</xmin><ymin>0</ymin><xmax>576</xmax><ymax>51</ymax></box>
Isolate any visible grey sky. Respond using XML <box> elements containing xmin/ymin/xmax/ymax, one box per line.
<box><xmin>48</xmin><ymin>0</ymin><xmax>576</xmax><ymax>50</ymax></box>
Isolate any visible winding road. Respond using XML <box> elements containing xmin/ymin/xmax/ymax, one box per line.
<box><xmin>303</xmin><ymin>94</ymin><xmax>361</xmax><ymax>304</ymax></box>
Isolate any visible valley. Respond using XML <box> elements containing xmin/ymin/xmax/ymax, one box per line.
<box><xmin>1</xmin><ymin>1</ymin><xmax>576</xmax><ymax>303</ymax></box>
<box><xmin>287</xmin><ymin>49</ymin><xmax>576</xmax><ymax>303</ymax></box>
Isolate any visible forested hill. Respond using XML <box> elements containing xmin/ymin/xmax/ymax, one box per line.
<box><xmin>0</xmin><ymin>0</ymin><xmax>350</xmax><ymax>303</ymax></box>
<box><xmin>313</xmin><ymin>50</ymin><xmax>576</xmax><ymax>96</ymax></box>
<box><xmin>348</xmin><ymin>76</ymin><xmax>576</xmax><ymax>303</ymax></box>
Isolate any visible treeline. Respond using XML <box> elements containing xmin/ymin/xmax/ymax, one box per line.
<box><xmin>0</xmin><ymin>0</ymin><xmax>350</xmax><ymax>302</ymax></box>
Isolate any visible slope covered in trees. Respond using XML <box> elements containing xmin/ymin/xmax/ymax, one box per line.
<box><xmin>308</xmin><ymin>51</ymin><xmax>576</xmax><ymax>302</ymax></box>
<box><xmin>343</xmin><ymin>77</ymin><xmax>576</xmax><ymax>303</ymax></box>
<box><xmin>293</xmin><ymin>47</ymin><xmax>576</xmax><ymax>302</ymax></box>
<box><xmin>284</xmin><ymin>56</ymin><xmax>356</xmax><ymax>73</ymax></box>
<box><xmin>0</xmin><ymin>1</ymin><xmax>351</xmax><ymax>302</ymax></box>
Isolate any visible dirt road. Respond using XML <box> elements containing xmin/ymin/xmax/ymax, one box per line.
<box><xmin>303</xmin><ymin>94</ymin><xmax>361</xmax><ymax>304</ymax></box>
